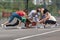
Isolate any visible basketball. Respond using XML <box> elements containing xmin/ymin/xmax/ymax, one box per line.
<box><xmin>32</xmin><ymin>22</ymin><xmax>36</xmax><ymax>26</ymax></box>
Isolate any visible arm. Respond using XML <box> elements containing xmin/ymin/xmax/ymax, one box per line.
<box><xmin>24</xmin><ymin>13</ymin><xmax>28</xmax><ymax>19</ymax></box>
<box><xmin>39</xmin><ymin>12</ymin><xmax>50</xmax><ymax>23</ymax></box>
<box><xmin>23</xmin><ymin>12</ymin><xmax>28</xmax><ymax>19</ymax></box>
<box><xmin>44</xmin><ymin>12</ymin><xmax>50</xmax><ymax>21</ymax></box>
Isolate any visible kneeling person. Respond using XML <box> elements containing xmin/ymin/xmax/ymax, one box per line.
<box><xmin>1</xmin><ymin>9</ymin><xmax>29</xmax><ymax>28</ymax></box>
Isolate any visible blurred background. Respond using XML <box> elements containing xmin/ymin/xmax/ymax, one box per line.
<box><xmin>0</xmin><ymin>0</ymin><xmax>60</xmax><ymax>19</ymax></box>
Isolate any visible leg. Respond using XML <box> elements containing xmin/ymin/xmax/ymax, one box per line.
<box><xmin>3</xmin><ymin>12</ymin><xmax>22</xmax><ymax>25</ymax></box>
<box><xmin>6</xmin><ymin>19</ymin><xmax>19</xmax><ymax>26</ymax></box>
<box><xmin>25</xmin><ymin>19</ymin><xmax>31</xmax><ymax>28</ymax></box>
<box><xmin>3</xmin><ymin>12</ymin><xmax>16</xmax><ymax>25</ymax></box>
<box><xmin>45</xmin><ymin>20</ymin><xmax>56</xmax><ymax>24</ymax></box>
<box><xmin>1</xmin><ymin>12</ymin><xmax>22</xmax><ymax>28</ymax></box>
<box><xmin>44</xmin><ymin>20</ymin><xmax>56</xmax><ymax>28</ymax></box>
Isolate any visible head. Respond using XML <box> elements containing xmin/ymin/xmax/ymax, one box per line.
<box><xmin>31</xmin><ymin>10</ymin><xmax>37</xmax><ymax>14</ymax></box>
<box><xmin>33</xmin><ymin>10</ymin><xmax>37</xmax><ymax>14</ymax></box>
<box><xmin>23</xmin><ymin>9</ymin><xmax>28</xmax><ymax>15</ymax></box>
<box><xmin>43</xmin><ymin>9</ymin><xmax>49</xmax><ymax>14</ymax></box>
<box><xmin>23</xmin><ymin>9</ymin><xmax>28</xmax><ymax>13</ymax></box>
<box><xmin>40</xmin><ymin>8</ymin><xmax>45</xmax><ymax>14</ymax></box>
<box><xmin>36</xmin><ymin>8</ymin><xmax>41</xmax><ymax>12</ymax></box>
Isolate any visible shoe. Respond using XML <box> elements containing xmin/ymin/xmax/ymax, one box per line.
<box><xmin>55</xmin><ymin>23</ymin><xmax>60</xmax><ymax>26</ymax></box>
<box><xmin>1</xmin><ymin>24</ymin><xmax>6</xmax><ymax>28</ymax></box>
<box><xmin>40</xmin><ymin>25</ymin><xmax>44</xmax><ymax>29</ymax></box>
<box><xmin>21</xmin><ymin>23</ymin><xmax>27</xmax><ymax>29</ymax></box>
<box><xmin>21</xmin><ymin>26</ymin><xmax>27</xmax><ymax>29</ymax></box>
<box><xmin>36</xmin><ymin>24</ymin><xmax>40</xmax><ymax>28</ymax></box>
<box><xmin>29</xmin><ymin>24</ymin><xmax>32</xmax><ymax>27</ymax></box>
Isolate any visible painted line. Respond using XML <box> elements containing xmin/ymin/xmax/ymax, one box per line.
<box><xmin>14</xmin><ymin>29</ymin><xmax>60</xmax><ymax>40</ymax></box>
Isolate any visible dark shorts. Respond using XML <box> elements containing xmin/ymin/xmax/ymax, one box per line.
<box><xmin>45</xmin><ymin>20</ymin><xmax>56</xmax><ymax>24</ymax></box>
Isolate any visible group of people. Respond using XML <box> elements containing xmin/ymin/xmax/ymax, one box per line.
<box><xmin>1</xmin><ymin>8</ymin><xmax>57</xmax><ymax>29</ymax></box>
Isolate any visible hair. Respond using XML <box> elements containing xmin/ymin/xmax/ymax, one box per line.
<box><xmin>36</xmin><ymin>7</ymin><xmax>40</xmax><ymax>12</ymax></box>
<box><xmin>43</xmin><ymin>9</ymin><xmax>49</xmax><ymax>14</ymax></box>
<box><xmin>36</xmin><ymin>9</ymin><xmax>40</xmax><ymax>12</ymax></box>
<box><xmin>23</xmin><ymin>9</ymin><xmax>28</xmax><ymax>13</ymax></box>
<box><xmin>23</xmin><ymin>9</ymin><xmax>28</xmax><ymax>15</ymax></box>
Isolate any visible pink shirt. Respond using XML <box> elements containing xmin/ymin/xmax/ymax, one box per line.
<box><xmin>16</xmin><ymin>11</ymin><xmax>25</xmax><ymax>16</ymax></box>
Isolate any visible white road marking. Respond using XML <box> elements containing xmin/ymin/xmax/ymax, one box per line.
<box><xmin>14</xmin><ymin>29</ymin><xmax>60</xmax><ymax>40</ymax></box>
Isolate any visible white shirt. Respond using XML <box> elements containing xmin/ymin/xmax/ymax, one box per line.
<box><xmin>28</xmin><ymin>10</ymin><xmax>40</xmax><ymax>22</ymax></box>
<box><xmin>28</xmin><ymin>10</ymin><xmax>36</xmax><ymax>17</ymax></box>
<box><xmin>28</xmin><ymin>10</ymin><xmax>40</xmax><ymax>18</ymax></box>
<box><xmin>48</xmin><ymin>13</ymin><xmax>56</xmax><ymax>21</ymax></box>
<box><xmin>49</xmin><ymin>16</ymin><xmax>56</xmax><ymax>21</ymax></box>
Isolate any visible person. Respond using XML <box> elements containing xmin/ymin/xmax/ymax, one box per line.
<box><xmin>28</xmin><ymin>8</ymin><xmax>41</xmax><ymax>28</ymax></box>
<box><xmin>6</xmin><ymin>19</ymin><xmax>19</xmax><ymax>26</ymax></box>
<box><xmin>1</xmin><ymin>9</ymin><xmax>29</xmax><ymax>28</ymax></box>
<box><xmin>39</xmin><ymin>8</ymin><xmax>57</xmax><ymax>28</ymax></box>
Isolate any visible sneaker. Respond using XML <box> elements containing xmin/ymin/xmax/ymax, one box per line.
<box><xmin>40</xmin><ymin>25</ymin><xmax>44</xmax><ymax>29</ymax></box>
<box><xmin>37</xmin><ymin>24</ymin><xmax>44</xmax><ymax>29</ymax></box>
<box><xmin>1</xmin><ymin>24</ymin><xmax>6</xmax><ymax>28</ymax></box>
<box><xmin>21</xmin><ymin>27</ymin><xmax>27</xmax><ymax>29</ymax></box>
<box><xmin>36</xmin><ymin>24</ymin><xmax>40</xmax><ymax>28</ymax></box>
<box><xmin>55</xmin><ymin>23</ymin><xmax>60</xmax><ymax>26</ymax></box>
<box><xmin>29</xmin><ymin>24</ymin><xmax>32</xmax><ymax>27</ymax></box>
<box><xmin>21</xmin><ymin>23</ymin><xmax>27</xmax><ymax>29</ymax></box>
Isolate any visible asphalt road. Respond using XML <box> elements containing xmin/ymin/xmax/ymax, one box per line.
<box><xmin>0</xmin><ymin>27</ymin><xmax>60</xmax><ymax>40</ymax></box>
<box><xmin>0</xmin><ymin>17</ymin><xmax>60</xmax><ymax>40</ymax></box>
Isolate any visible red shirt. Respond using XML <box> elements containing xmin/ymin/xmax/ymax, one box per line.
<box><xmin>16</xmin><ymin>11</ymin><xmax>25</xmax><ymax>16</ymax></box>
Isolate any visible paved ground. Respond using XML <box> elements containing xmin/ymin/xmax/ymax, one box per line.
<box><xmin>0</xmin><ymin>27</ymin><xmax>60</xmax><ymax>40</ymax></box>
<box><xmin>0</xmin><ymin>17</ymin><xmax>60</xmax><ymax>40</ymax></box>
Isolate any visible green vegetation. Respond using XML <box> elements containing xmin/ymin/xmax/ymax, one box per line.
<box><xmin>0</xmin><ymin>0</ymin><xmax>60</xmax><ymax>19</ymax></box>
